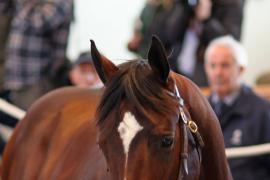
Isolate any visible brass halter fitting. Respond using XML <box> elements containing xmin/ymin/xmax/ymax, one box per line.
<box><xmin>180</xmin><ymin>107</ymin><xmax>188</xmax><ymax>124</ymax></box>
<box><xmin>188</xmin><ymin>121</ymin><xmax>198</xmax><ymax>133</ymax></box>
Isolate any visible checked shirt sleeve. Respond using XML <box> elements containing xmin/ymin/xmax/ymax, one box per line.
<box><xmin>23</xmin><ymin>0</ymin><xmax>73</xmax><ymax>32</ymax></box>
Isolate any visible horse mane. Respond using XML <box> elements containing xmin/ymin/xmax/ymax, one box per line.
<box><xmin>96</xmin><ymin>59</ymin><xmax>179</xmax><ymax>139</ymax></box>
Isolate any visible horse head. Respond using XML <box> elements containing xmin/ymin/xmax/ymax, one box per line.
<box><xmin>90</xmin><ymin>36</ymin><xmax>202</xmax><ymax>180</ymax></box>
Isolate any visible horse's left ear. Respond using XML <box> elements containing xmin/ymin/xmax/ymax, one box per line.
<box><xmin>148</xmin><ymin>36</ymin><xmax>170</xmax><ymax>83</ymax></box>
<box><xmin>90</xmin><ymin>40</ymin><xmax>119</xmax><ymax>84</ymax></box>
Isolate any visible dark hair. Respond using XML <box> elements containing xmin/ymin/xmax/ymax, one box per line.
<box><xmin>182</xmin><ymin>0</ymin><xmax>199</xmax><ymax>7</ymax></box>
<box><xmin>175</xmin><ymin>0</ymin><xmax>198</xmax><ymax>7</ymax></box>
<box><xmin>74</xmin><ymin>51</ymin><xmax>93</xmax><ymax>66</ymax></box>
<box><xmin>174</xmin><ymin>0</ymin><xmax>199</xmax><ymax>17</ymax></box>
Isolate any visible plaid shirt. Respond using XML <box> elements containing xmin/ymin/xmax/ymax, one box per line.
<box><xmin>0</xmin><ymin>0</ymin><xmax>14</xmax><ymax>15</ymax></box>
<box><xmin>4</xmin><ymin>0</ymin><xmax>73</xmax><ymax>90</ymax></box>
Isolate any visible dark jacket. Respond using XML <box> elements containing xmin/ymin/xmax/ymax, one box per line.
<box><xmin>209</xmin><ymin>85</ymin><xmax>270</xmax><ymax>180</ymax></box>
<box><xmin>164</xmin><ymin>0</ymin><xmax>245</xmax><ymax>86</ymax></box>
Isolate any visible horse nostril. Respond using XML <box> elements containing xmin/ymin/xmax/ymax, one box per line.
<box><xmin>161</xmin><ymin>137</ymin><xmax>174</xmax><ymax>148</ymax></box>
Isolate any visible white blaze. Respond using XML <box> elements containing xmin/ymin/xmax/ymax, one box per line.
<box><xmin>118</xmin><ymin>112</ymin><xmax>143</xmax><ymax>180</ymax></box>
<box><xmin>118</xmin><ymin>112</ymin><xmax>143</xmax><ymax>155</ymax></box>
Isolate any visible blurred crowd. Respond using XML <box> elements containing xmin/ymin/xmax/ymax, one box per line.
<box><xmin>128</xmin><ymin>0</ymin><xmax>245</xmax><ymax>86</ymax></box>
<box><xmin>0</xmin><ymin>0</ymin><xmax>104</xmax><ymax>155</ymax></box>
<box><xmin>0</xmin><ymin>0</ymin><xmax>270</xmax><ymax>179</ymax></box>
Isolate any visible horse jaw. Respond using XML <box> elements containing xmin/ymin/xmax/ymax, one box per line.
<box><xmin>117</xmin><ymin>112</ymin><xmax>143</xmax><ymax>180</ymax></box>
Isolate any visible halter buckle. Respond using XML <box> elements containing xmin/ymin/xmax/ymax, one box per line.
<box><xmin>188</xmin><ymin>121</ymin><xmax>198</xmax><ymax>133</ymax></box>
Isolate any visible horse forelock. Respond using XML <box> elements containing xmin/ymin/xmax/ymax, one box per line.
<box><xmin>96</xmin><ymin>59</ymin><xmax>179</xmax><ymax>142</ymax></box>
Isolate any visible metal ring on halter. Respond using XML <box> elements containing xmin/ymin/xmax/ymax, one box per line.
<box><xmin>188</xmin><ymin>121</ymin><xmax>198</xmax><ymax>133</ymax></box>
<box><xmin>180</xmin><ymin>108</ymin><xmax>188</xmax><ymax>124</ymax></box>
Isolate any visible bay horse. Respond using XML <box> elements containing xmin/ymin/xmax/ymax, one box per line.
<box><xmin>1</xmin><ymin>36</ymin><xmax>232</xmax><ymax>180</ymax></box>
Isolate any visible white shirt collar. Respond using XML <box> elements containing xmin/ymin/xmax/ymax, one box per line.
<box><xmin>212</xmin><ymin>89</ymin><xmax>240</xmax><ymax>106</ymax></box>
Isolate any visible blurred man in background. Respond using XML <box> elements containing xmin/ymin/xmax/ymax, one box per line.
<box><xmin>205</xmin><ymin>36</ymin><xmax>270</xmax><ymax>180</ymax></box>
<box><xmin>68</xmin><ymin>51</ymin><xmax>103</xmax><ymax>89</ymax></box>
<box><xmin>167</xmin><ymin>0</ymin><xmax>245</xmax><ymax>86</ymax></box>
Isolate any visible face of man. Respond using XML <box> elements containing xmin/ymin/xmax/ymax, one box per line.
<box><xmin>194</xmin><ymin>0</ymin><xmax>212</xmax><ymax>21</ymax></box>
<box><xmin>205</xmin><ymin>45</ymin><xmax>244</xmax><ymax>99</ymax></box>
<box><xmin>69</xmin><ymin>62</ymin><xmax>102</xmax><ymax>88</ymax></box>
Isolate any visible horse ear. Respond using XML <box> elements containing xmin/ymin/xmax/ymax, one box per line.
<box><xmin>147</xmin><ymin>36</ymin><xmax>170</xmax><ymax>83</ymax></box>
<box><xmin>90</xmin><ymin>40</ymin><xmax>119</xmax><ymax>84</ymax></box>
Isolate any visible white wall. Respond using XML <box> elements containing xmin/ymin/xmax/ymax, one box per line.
<box><xmin>67</xmin><ymin>0</ymin><xmax>145</xmax><ymax>64</ymax></box>
<box><xmin>68</xmin><ymin>0</ymin><xmax>270</xmax><ymax>85</ymax></box>
<box><xmin>242</xmin><ymin>0</ymin><xmax>270</xmax><ymax>85</ymax></box>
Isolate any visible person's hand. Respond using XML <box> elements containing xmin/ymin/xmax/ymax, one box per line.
<box><xmin>127</xmin><ymin>31</ymin><xmax>142</xmax><ymax>52</ymax></box>
<box><xmin>194</xmin><ymin>0</ymin><xmax>212</xmax><ymax>21</ymax></box>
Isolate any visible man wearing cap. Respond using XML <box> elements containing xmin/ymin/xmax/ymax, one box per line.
<box><xmin>204</xmin><ymin>36</ymin><xmax>270</xmax><ymax>180</ymax></box>
<box><xmin>69</xmin><ymin>51</ymin><xmax>103</xmax><ymax>89</ymax></box>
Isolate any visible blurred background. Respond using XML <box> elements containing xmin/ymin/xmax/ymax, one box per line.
<box><xmin>1</xmin><ymin>1</ymin><xmax>270</xmax><ymax>176</ymax></box>
<box><xmin>67</xmin><ymin>0</ymin><xmax>270</xmax><ymax>85</ymax></box>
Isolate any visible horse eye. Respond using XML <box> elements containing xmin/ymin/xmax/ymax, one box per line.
<box><xmin>161</xmin><ymin>137</ymin><xmax>174</xmax><ymax>148</ymax></box>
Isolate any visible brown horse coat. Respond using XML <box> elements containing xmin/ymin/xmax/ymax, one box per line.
<box><xmin>1</xmin><ymin>77</ymin><xmax>231</xmax><ymax>180</ymax></box>
<box><xmin>1</xmin><ymin>88</ymin><xmax>108</xmax><ymax>179</ymax></box>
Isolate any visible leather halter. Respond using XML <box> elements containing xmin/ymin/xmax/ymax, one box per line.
<box><xmin>169</xmin><ymin>84</ymin><xmax>205</xmax><ymax>180</ymax></box>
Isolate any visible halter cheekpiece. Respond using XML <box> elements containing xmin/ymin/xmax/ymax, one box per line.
<box><xmin>172</xmin><ymin>84</ymin><xmax>204</xmax><ymax>180</ymax></box>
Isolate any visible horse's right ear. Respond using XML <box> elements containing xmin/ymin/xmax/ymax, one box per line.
<box><xmin>90</xmin><ymin>40</ymin><xmax>119</xmax><ymax>84</ymax></box>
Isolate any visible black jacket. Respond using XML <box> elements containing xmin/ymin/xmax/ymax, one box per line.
<box><xmin>163</xmin><ymin>0</ymin><xmax>245</xmax><ymax>86</ymax></box>
<box><xmin>209</xmin><ymin>85</ymin><xmax>270</xmax><ymax>180</ymax></box>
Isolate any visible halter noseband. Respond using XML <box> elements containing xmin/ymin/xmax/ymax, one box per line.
<box><xmin>171</xmin><ymin>84</ymin><xmax>204</xmax><ymax>180</ymax></box>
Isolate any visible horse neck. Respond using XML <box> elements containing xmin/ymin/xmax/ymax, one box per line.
<box><xmin>171</xmin><ymin>73</ymin><xmax>232</xmax><ymax>180</ymax></box>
